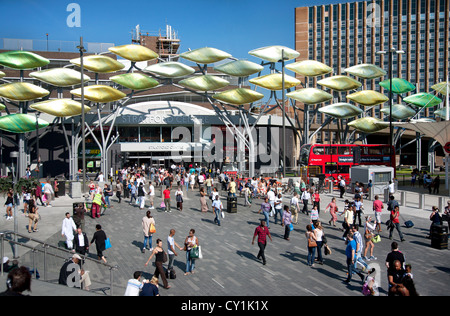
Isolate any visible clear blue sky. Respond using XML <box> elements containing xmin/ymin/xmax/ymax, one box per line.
<box><xmin>0</xmin><ymin>0</ymin><xmax>352</xmax><ymax>61</ymax></box>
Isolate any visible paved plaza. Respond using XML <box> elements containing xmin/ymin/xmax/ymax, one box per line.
<box><xmin>0</xmin><ymin>182</ymin><xmax>449</xmax><ymax>297</ymax></box>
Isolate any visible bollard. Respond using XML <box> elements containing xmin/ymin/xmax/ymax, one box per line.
<box><xmin>419</xmin><ymin>194</ymin><xmax>425</xmax><ymax>209</ymax></box>
<box><xmin>384</xmin><ymin>188</ymin><xmax>390</xmax><ymax>203</ymax></box>
<box><xmin>439</xmin><ymin>196</ymin><xmax>445</xmax><ymax>212</ymax></box>
<box><xmin>400</xmin><ymin>191</ymin><xmax>406</xmax><ymax>206</ymax></box>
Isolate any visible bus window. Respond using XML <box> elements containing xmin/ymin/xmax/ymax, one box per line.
<box><xmin>338</xmin><ymin>146</ymin><xmax>352</xmax><ymax>155</ymax></box>
<box><xmin>325</xmin><ymin>164</ymin><xmax>338</xmax><ymax>174</ymax></box>
<box><xmin>308</xmin><ymin>165</ymin><xmax>322</xmax><ymax>177</ymax></box>
<box><xmin>338</xmin><ymin>165</ymin><xmax>350</xmax><ymax>174</ymax></box>
<box><xmin>324</xmin><ymin>147</ymin><xmax>337</xmax><ymax>155</ymax></box>
<box><xmin>382</xmin><ymin>147</ymin><xmax>392</xmax><ymax>155</ymax></box>
<box><xmin>313</xmin><ymin>146</ymin><xmax>325</xmax><ymax>155</ymax></box>
<box><xmin>368</xmin><ymin>147</ymin><xmax>382</xmax><ymax>155</ymax></box>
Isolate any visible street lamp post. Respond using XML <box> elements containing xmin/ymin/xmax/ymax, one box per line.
<box><xmin>377</xmin><ymin>48</ymin><xmax>404</xmax><ymax>165</ymax></box>
<box><xmin>77</xmin><ymin>37</ymin><xmax>87</xmax><ymax>194</ymax></box>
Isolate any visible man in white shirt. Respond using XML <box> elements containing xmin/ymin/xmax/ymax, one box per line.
<box><xmin>274</xmin><ymin>193</ymin><xmax>283</xmax><ymax>225</ymax></box>
<box><xmin>301</xmin><ymin>189</ymin><xmax>311</xmax><ymax>215</ymax></box>
<box><xmin>148</xmin><ymin>181</ymin><xmax>155</xmax><ymax>209</ymax></box>
<box><xmin>388</xmin><ymin>180</ymin><xmax>395</xmax><ymax>196</ymax></box>
<box><xmin>290</xmin><ymin>193</ymin><xmax>300</xmax><ymax>224</ymax></box>
<box><xmin>124</xmin><ymin>271</ymin><xmax>144</xmax><ymax>296</ymax></box>
<box><xmin>167</xmin><ymin>229</ymin><xmax>183</xmax><ymax>272</ymax></box>
<box><xmin>61</xmin><ymin>212</ymin><xmax>77</xmax><ymax>250</ymax></box>
<box><xmin>267</xmin><ymin>189</ymin><xmax>276</xmax><ymax>213</ymax></box>
<box><xmin>212</xmin><ymin>195</ymin><xmax>223</xmax><ymax>226</ymax></box>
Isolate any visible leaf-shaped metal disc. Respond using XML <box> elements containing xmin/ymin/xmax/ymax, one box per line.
<box><xmin>317</xmin><ymin>75</ymin><xmax>362</xmax><ymax>91</ymax></box>
<box><xmin>180</xmin><ymin>47</ymin><xmax>231</xmax><ymax>64</ymax></box>
<box><xmin>0</xmin><ymin>71</ymin><xmax>5</xmax><ymax>79</ymax></box>
<box><xmin>434</xmin><ymin>108</ymin><xmax>448</xmax><ymax>118</ymax></box>
<box><xmin>318</xmin><ymin>103</ymin><xmax>363</xmax><ymax>119</ymax></box>
<box><xmin>0</xmin><ymin>51</ymin><xmax>50</xmax><ymax>70</ymax></box>
<box><xmin>212</xmin><ymin>88</ymin><xmax>264</xmax><ymax>105</ymax></box>
<box><xmin>249</xmin><ymin>73</ymin><xmax>300</xmax><ymax>91</ymax></box>
<box><xmin>403</xmin><ymin>93</ymin><xmax>442</xmax><ymax>108</ymax></box>
<box><xmin>70</xmin><ymin>55</ymin><xmax>125</xmax><ymax>73</ymax></box>
<box><xmin>346</xmin><ymin>90</ymin><xmax>389</xmax><ymax>106</ymax></box>
<box><xmin>249</xmin><ymin>46</ymin><xmax>299</xmax><ymax>63</ymax></box>
<box><xmin>108</xmin><ymin>44</ymin><xmax>159</xmax><ymax>62</ymax></box>
<box><xmin>348</xmin><ymin>117</ymin><xmax>386</xmax><ymax>133</ymax></box>
<box><xmin>179</xmin><ymin>75</ymin><xmax>229</xmax><ymax>92</ymax></box>
<box><xmin>344</xmin><ymin>64</ymin><xmax>386</xmax><ymax>79</ymax></box>
<box><xmin>214</xmin><ymin>60</ymin><xmax>264</xmax><ymax>77</ymax></box>
<box><xmin>0</xmin><ymin>82</ymin><xmax>50</xmax><ymax>101</ymax></box>
<box><xmin>286</xmin><ymin>60</ymin><xmax>332</xmax><ymax>77</ymax></box>
<box><xmin>144</xmin><ymin>62</ymin><xmax>195</xmax><ymax>78</ymax></box>
<box><xmin>0</xmin><ymin>103</ymin><xmax>5</xmax><ymax>111</ymax></box>
<box><xmin>431</xmin><ymin>82</ymin><xmax>450</xmax><ymax>95</ymax></box>
<box><xmin>287</xmin><ymin>88</ymin><xmax>332</xmax><ymax>105</ymax></box>
<box><xmin>379</xmin><ymin>78</ymin><xmax>416</xmax><ymax>94</ymax></box>
<box><xmin>30</xmin><ymin>68</ymin><xmax>90</xmax><ymax>87</ymax></box>
<box><xmin>380</xmin><ymin>104</ymin><xmax>416</xmax><ymax>120</ymax></box>
<box><xmin>30</xmin><ymin>99</ymin><xmax>91</xmax><ymax>117</ymax></box>
<box><xmin>110</xmin><ymin>73</ymin><xmax>159</xmax><ymax>91</ymax></box>
<box><xmin>71</xmin><ymin>85</ymin><xmax>126</xmax><ymax>103</ymax></box>
<box><xmin>0</xmin><ymin>113</ymin><xmax>49</xmax><ymax>133</ymax></box>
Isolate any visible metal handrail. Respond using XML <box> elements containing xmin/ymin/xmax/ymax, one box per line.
<box><xmin>0</xmin><ymin>230</ymin><xmax>119</xmax><ymax>296</ymax></box>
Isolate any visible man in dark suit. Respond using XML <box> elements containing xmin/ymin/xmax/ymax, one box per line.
<box><xmin>73</xmin><ymin>227</ymin><xmax>89</xmax><ymax>258</ymax></box>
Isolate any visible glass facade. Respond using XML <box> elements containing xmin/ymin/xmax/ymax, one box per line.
<box><xmin>303</xmin><ymin>0</ymin><xmax>449</xmax><ymax>126</ymax></box>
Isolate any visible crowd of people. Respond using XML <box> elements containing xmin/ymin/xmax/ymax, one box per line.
<box><xmin>4</xmin><ymin>163</ymin><xmax>449</xmax><ymax>296</ymax></box>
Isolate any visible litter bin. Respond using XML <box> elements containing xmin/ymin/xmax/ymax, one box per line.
<box><xmin>431</xmin><ymin>224</ymin><xmax>448</xmax><ymax>250</ymax></box>
<box><xmin>227</xmin><ymin>196</ymin><xmax>237</xmax><ymax>213</ymax></box>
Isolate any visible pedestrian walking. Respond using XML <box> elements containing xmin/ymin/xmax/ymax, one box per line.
<box><xmin>4</xmin><ymin>191</ymin><xmax>14</xmax><ymax>221</ymax></box>
<box><xmin>301</xmin><ymin>188</ymin><xmax>311</xmax><ymax>215</ymax></box>
<box><xmin>389</xmin><ymin>205</ymin><xmax>406</xmax><ymax>242</ymax></box>
<box><xmin>90</xmin><ymin>224</ymin><xmax>107</xmax><ymax>263</ymax></box>
<box><xmin>310</xmin><ymin>205</ymin><xmax>319</xmax><ymax>227</ymax></box>
<box><xmin>129</xmin><ymin>182</ymin><xmax>137</xmax><ymax>205</ymax></box>
<box><xmin>343</xmin><ymin>232</ymin><xmax>364</xmax><ymax>283</ymax></box>
<box><xmin>312</xmin><ymin>190</ymin><xmax>321</xmax><ymax>213</ymax></box>
<box><xmin>115</xmin><ymin>179</ymin><xmax>123</xmax><ymax>203</ymax></box>
<box><xmin>305</xmin><ymin>224</ymin><xmax>317</xmax><ymax>267</ymax></box>
<box><xmin>163</xmin><ymin>186</ymin><xmax>171</xmax><ymax>212</ymax></box>
<box><xmin>314</xmin><ymin>221</ymin><xmax>325</xmax><ymax>265</ymax></box>
<box><xmin>103</xmin><ymin>184</ymin><xmax>113</xmax><ymax>208</ymax></box>
<box><xmin>363</xmin><ymin>216</ymin><xmax>377</xmax><ymax>261</ymax></box>
<box><xmin>199</xmin><ymin>187</ymin><xmax>209</xmax><ymax>213</ymax></box>
<box><xmin>342</xmin><ymin>202</ymin><xmax>355</xmax><ymax>238</ymax></box>
<box><xmin>91</xmin><ymin>189</ymin><xmax>106</xmax><ymax>219</ymax></box>
<box><xmin>252</xmin><ymin>220</ymin><xmax>272</xmax><ymax>265</ymax></box>
<box><xmin>167</xmin><ymin>229</ymin><xmax>183</xmax><ymax>272</ymax></box>
<box><xmin>61</xmin><ymin>212</ymin><xmax>77</xmax><ymax>250</ymax></box>
<box><xmin>137</xmin><ymin>183</ymin><xmax>147</xmax><ymax>210</ymax></box>
<box><xmin>353</xmin><ymin>196</ymin><xmax>363</xmax><ymax>227</ymax></box>
<box><xmin>282</xmin><ymin>205</ymin><xmax>292</xmax><ymax>240</ymax></box>
<box><xmin>43</xmin><ymin>180</ymin><xmax>54</xmax><ymax>207</ymax></box>
<box><xmin>290</xmin><ymin>192</ymin><xmax>300</xmax><ymax>225</ymax></box>
<box><xmin>258</xmin><ymin>197</ymin><xmax>272</xmax><ymax>228</ymax></box>
<box><xmin>175</xmin><ymin>186</ymin><xmax>184</xmax><ymax>211</ymax></box>
<box><xmin>142</xmin><ymin>210</ymin><xmax>155</xmax><ymax>253</ymax></box>
<box><xmin>339</xmin><ymin>176</ymin><xmax>346</xmax><ymax>198</ymax></box>
<box><xmin>373</xmin><ymin>195</ymin><xmax>384</xmax><ymax>233</ymax></box>
<box><xmin>212</xmin><ymin>195</ymin><xmax>223</xmax><ymax>226</ymax></box>
<box><xmin>73</xmin><ymin>227</ymin><xmax>89</xmax><ymax>258</ymax></box>
<box><xmin>148</xmin><ymin>181</ymin><xmax>155</xmax><ymax>209</ymax></box>
<box><xmin>325</xmin><ymin>197</ymin><xmax>338</xmax><ymax>227</ymax></box>
<box><xmin>274</xmin><ymin>193</ymin><xmax>283</xmax><ymax>225</ymax></box>
<box><xmin>27</xmin><ymin>198</ymin><xmax>39</xmax><ymax>233</ymax></box>
<box><xmin>145</xmin><ymin>239</ymin><xmax>170</xmax><ymax>289</ymax></box>
<box><xmin>184</xmin><ymin>229</ymin><xmax>199</xmax><ymax>275</ymax></box>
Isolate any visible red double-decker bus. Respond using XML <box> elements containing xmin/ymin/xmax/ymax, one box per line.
<box><xmin>299</xmin><ymin>143</ymin><xmax>395</xmax><ymax>183</ymax></box>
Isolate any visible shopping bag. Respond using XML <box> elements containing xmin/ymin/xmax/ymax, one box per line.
<box><xmin>149</xmin><ymin>223</ymin><xmax>156</xmax><ymax>234</ymax></box>
<box><xmin>190</xmin><ymin>246</ymin><xmax>200</xmax><ymax>259</ymax></box>
<box><xmin>289</xmin><ymin>223</ymin><xmax>294</xmax><ymax>231</ymax></box>
<box><xmin>371</xmin><ymin>234</ymin><xmax>381</xmax><ymax>243</ymax></box>
<box><xmin>160</xmin><ymin>201</ymin><xmax>166</xmax><ymax>209</ymax></box>
<box><xmin>105</xmin><ymin>238</ymin><xmax>112</xmax><ymax>250</ymax></box>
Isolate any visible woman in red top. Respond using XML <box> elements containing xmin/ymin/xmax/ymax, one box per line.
<box><xmin>312</xmin><ymin>190</ymin><xmax>321</xmax><ymax>214</ymax></box>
